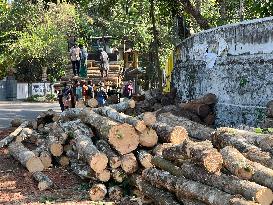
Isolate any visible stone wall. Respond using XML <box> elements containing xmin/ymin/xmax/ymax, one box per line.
<box><xmin>172</xmin><ymin>17</ymin><xmax>273</xmax><ymax>127</ymax></box>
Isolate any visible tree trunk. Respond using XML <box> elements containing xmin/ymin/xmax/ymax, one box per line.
<box><xmin>221</xmin><ymin>146</ymin><xmax>273</xmax><ymax>190</ymax></box>
<box><xmin>136</xmin><ymin>177</ymin><xmax>180</xmax><ymax>205</ymax></box>
<box><xmin>179</xmin><ymin>103</ymin><xmax>210</xmax><ymax>118</ymax></box>
<box><xmin>109</xmin><ymin>99</ymin><xmax>136</xmax><ymax>112</ymax></box>
<box><xmin>111</xmin><ymin>168</ymin><xmax>127</xmax><ymax>183</ymax></box>
<box><xmin>87</xmin><ymin>98</ymin><xmax>98</xmax><ymax>108</ymax></box>
<box><xmin>89</xmin><ymin>184</ymin><xmax>107</xmax><ymax>201</ymax></box>
<box><xmin>8</xmin><ymin>142</ymin><xmax>44</xmax><ymax>173</ymax></box>
<box><xmin>163</xmin><ymin>139</ymin><xmax>223</xmax><ymax>173</ymax></box>
<box><xmin>94</xmin><ymin>106</ymin><xmax>146</xmax><ymax>133</ymax></box>
<box><xmin>151</xmin><ymin>122</ymin><xmax>188</xmax><ymax>144</ymax></box>
<box><xmin>32</xmin><ymin>171</ymin><xmax>53</xmax><ymax>191</ymax></box>
<box><xmin>157</xmin><ymin>112</ymin><xmax>214</xmax><ymax>140</ymax></box>
<box><xmin>121</xmin><ymin>153</ymin><xmax>138</xmax><ymax>174</ymax></box>
<box><xmin>0</xmin><ymin>121</ymin><xmax>29</xmax><ymax>148</ymax></box>
<box><xmin>81</xmin><ymin>110</ymin><xmax>139</xmax><ymax>155</ymax></box>
<box><xmin>139</xmin><ymin>128</ymin><xmax>158</xmax><ymax>147</ymax></box>
<box><xmin>152</xmin><ymin>156</ymin><xmax>273</xmax><ymax>205</ymax></box>
<box><xmin>109</xmin><ymin>186</ymin><xmax>123</xmax><ymax>202</ymax></box>
<box><xmin>143</xmin><ymin>168</ymin><xmax>259</xmax><ymax>205</ymax></box>
<box><xmin>96</xmin><ymin>140</ymin><xmax>121</xmax><ymax>169</ymax></box>
<box><xmin>137</xmin><ymin>150</ymin><xmax>153</xmax><ymax>169</ymax></box>
<box><xmin>213</xmin><ymin>130</ymin><xmax>273</xmax><ymax>169</ymax></box>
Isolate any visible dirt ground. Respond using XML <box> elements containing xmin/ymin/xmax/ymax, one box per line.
<box><xmin>0</xmin><ymin>128</ymin><xmax>114</xmax><ymax>205</ymax></box>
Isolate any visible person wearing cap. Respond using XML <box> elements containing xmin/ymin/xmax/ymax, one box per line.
<box><xmin>99</xmin><ymin>48</ymin><xmax>110</xmax><ymax>78</ymax></box>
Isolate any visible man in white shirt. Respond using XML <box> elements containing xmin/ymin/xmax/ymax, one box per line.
<box><xmin>70</xmin><ymin>45</ymin><xmax>81</xmax><ymax>76</ymax></box>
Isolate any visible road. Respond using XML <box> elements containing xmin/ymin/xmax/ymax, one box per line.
<box><xmin>0</xmin><ymin>101</ymin><xmax>60</xmax><ymax>129</ymax></box>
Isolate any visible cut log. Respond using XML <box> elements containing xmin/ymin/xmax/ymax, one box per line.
<box><xmin>143</xmin><ymin>168</ymin><xmax>259</xmax><ymax>205</ymax></box>
<box><xmin>213</xmin><ymin>130</ymin><xmax>273</xmax><ymax>169</ymax></box>
<box><xmin>111</xmin><ymin>168</ymin><xmax>127</xmax><ymax>183</ymax></box>
<box><xmin>108</xmin><ymin>186</ymin><xmax>123</xmax><ymax>201</ymax></box>
<box><xmin>70</xmin><ymin>160</ymin><xmax>110</xmax><ymax>182</ymax></box>
<box><xmin>151</xmin><ymin>122</ymin><xmax>188</xmax><ymax>144</ymax></box>
<box><xmin>204</xmin><ymin>113</ymin><xmax>216</xmax><ymax>126</ymax></box>
<box><xmin>89</xmin><ymin>184</ymin><xmax>107</xmax><ymax>201</ymax></box>
<box><xmin>141</xmin><ymin>112</ymin><xmax>157</xmax><ymax>126</ymax></box>
<box><xmin>139</xmin><ymin>128</ymin><xmax>158</xmax><ymax>148</ymax></box>
<box><xmin>121</xmin><ymin>153</ymin><xmax>138</xmax><ymax>174</ymax></box>
<box><xmin>157</xmin><ymin>112</ymin><xmax>214</xmax><ymax>140</ymax></box>
<box><xmin>109</xmin><ymin>99</ymin><xmax>136</xmax><ymax>112</ymax></box>
<box><xmin>191</xmin><ymin>93</ymin><xmax>217</xmax><ymax>105</ymax></box>
<box><xmin>48</xmin><ymin>135</ymin><xmax>63</xmax><ymax>157</ymax></box>
<box><xmin>15</xmin><ymin>128</ymin><xmax>33</xmax><ymax>142</ymax></box>
<box><xmin>37</xmin><ymin>109</ymin><xmax>56</xmax><ymax>125</ymax></box>
<box><xmin>152</xmin><ymin>156</ymin><xmax>273</xmax><ymax>205</ymax></box>
<box><xmin>94</xmin><ymin>106</ymin><xmax>146</xmax><ymax>133</ymax></box>
<box><xmin>179</xmin><ymin>103</ymin><xmax>210</xmax><ymax>118</ymax></box>
<box><xmin>8</xmin><ymin>142</ymin><xmax>44</xmax><ymax>172</ymax></box>
<box><xmin>266</xmin><ymin>100</ymin><xmax>273</xmax><ymax>117</ymax></box>
<box><xmin>55</xmin><ymin>156</ymin><xmax>70</xmax><ymax>167</ymax></box>
<box><xmin>178</xmin><ymin>197</ymin><xmax>207</xmax><ymax>205</ymax></box>
<box><xmin>96</xmin><ymin>140</ymin><xmax>121</xmax><ymax>168</ymax></box>
<box><xmin>136</xmin><ymin>177</ymin><xmax>181</xmax><ymax>205</ymax></box>
<box><xmin>0</xmin><ymin>121</ymin><xmax>29</xmax><ymax>148</ymax></box>
<box><xmin>59</xmin><ymin>108</ymin><xmax>82</xmax><ymax>122</ymax></box>
<box><xmin>137</xmin><ymin>150</ymin><xmax>153</xmax><ymax>169</ymax></box>
<box><xmin>163</xmin><ymin>139</ymin><xmax>223</xmax><ymax>173</ymax></box>
<box><xmin>152</xmin><ymin>143</ymin><xmax>174</xmax><ymax>156</ymax></box>
<box><xmin>39</xmin><ymin>151</ymin><xmax>52</xmax><ymax>169</ymax></box>
<box><xmin>218</xmin><ymin>127</ymin><xmax>273</xmax><ymax>155</ymax></box>
<box><xmin>221</xmin><ymin>146</ymin><xmax>273</xmax><ymax>190</ymax></box>
<box><xmin>81</xmin><ymin>110</ymin><xmax>139</xmax><ymax>155</ymax></box>
<box><xmin>32</xmin><ymin>171</ymin><xmax>53</xmax><ymax>191</ymax></box>
<box><xmin>87</xmin><ymin>98</ymin><xmax>98</xmax><ymax>108</ymax></box>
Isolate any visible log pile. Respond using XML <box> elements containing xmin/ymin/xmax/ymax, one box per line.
<box><xmin>4</xmin><ymin>94</ymin><xmax>273</xmax><ymax>205</ymax></box>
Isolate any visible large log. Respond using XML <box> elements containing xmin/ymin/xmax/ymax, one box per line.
<box><xmin>213</xmin><ymin>130</ymin><xmax>273</xmax><ymax>169</ymax></box>
<box><xmin>109</xmin><ymin>99</ymin><xmax>136</xmax><ymax>112</ymax></box>
<box><xmin>89</xmin><ymin>184</ymin><xmax>107</xmax><ymax>201</ymax></box>
<box><xmin>221</xmin><ymin>146</ymin><xmax>273</xmax><ymax>190</ymax></box>
<box><xmin>32</xmin><ymin>171</ymin><xmax>53</xmax><ymax>191</ymax></box>
<box><xmin>136</xmin><ymin>177</ymin><xmax>181</xmax><ymax>205</ymax></box>
<box><xmin>81</xmin><ymin>109</ymin><xmax>139</xmax><ymax>155</ymax></box>
<box><xmin>0</xmin><ymin>121</ymin><xmax>29</xmax><ymax>148</ymax></box>
<box><xmin>157</xmin><ymin>112</ymin><xmax>214</xmax><ymax>140</ymax></box>
<box><xmin>139</xmin><ymin>128</ymin><xmax>158</xmax><ymax>147</ymax></box>
<box><xmin>152</xmin><ymin>156</ymin><xmax>273</xmax><ymax>205</ymax></box>
<box><xmin>152</xmin><ymin>143</ymin><xmax>174</xmax><ymax>156</ymax></box>
<box><xmin>96</xmin><ymin>140</ymin><xmax>121</xmax><ymax>168</ymax></box>
<box><xmin>121</xmin><ymin>153</ymin><xmax>138</xmax><ymax>174</ymax></box>
<box><xmin>191</xmin><ymin>93</ymin><xmax>217</xmax><ymax>105</ymax></box>
<box><xmin>219</xmin><ymin>127</ymin><xmax>273</xmax><ymax>155</ymax></box>
<box><xmin>15</xmin><ymin>128</ymin><xmax>33</xmax><ymax>143</ymax></box>
<box><xmin>179</xmin><ymin>103</ymin><xmax>210</xmax><ymax>118</ymax></box>
<box><xmin>8</xmin><ymin>142</ymin><xmax>44</xmax><ymax>172</ymax></box>
<box><xmin>151</xmin><ymin>122</ymin><xmax>188</xmax><ymax>144</ymax></box>
<box><xmin>143</xmin><ymin>168</ymin><xmax>259</xmax><ymax>205</ymax></box>
<box><xmin>94</xmin><ymin>106</ymin><xmax>146</xmax><ymax>133</ymax></box>
<box><xmin>163</xmin><ymin>139</ymin><xmax>223</xmax><ymax>173</ymax></box>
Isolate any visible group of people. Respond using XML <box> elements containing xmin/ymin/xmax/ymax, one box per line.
<box><xmin>57</xmin><ymin>80</ymin><xmax>134</xmax><ymax>112</ymax></box>
<box><xmin>70</xmin><ymin>44</ymin><xmax>88</xmax><ymax>77</ymax></box>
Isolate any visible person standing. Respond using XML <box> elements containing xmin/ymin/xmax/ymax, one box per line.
<box><xmin>79</xmin><ymin>44</ymin><xmax>88</xmax><ymax>78</ymax></box>
<box><xmin>97</xmin><ymin>82</ymin><xmax>107</xmax><ymax>106</ymax></box>
<box><xmin>70</xmin><ymin>45</ymin><xmax>81</xmax><ymax>76</ymax></box>
<box><xmin>99</xmin><ymin>48</ymin><xmax>109</xmax><ymax>78</ymax></box>
<box><xmin>123</xmin><ymin>80</ymin><xmax>134</xmax><ymax>99</ymax></box>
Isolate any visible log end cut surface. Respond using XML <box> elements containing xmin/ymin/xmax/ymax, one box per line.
<box><xmin>89</xmin><ymin>153</ymin><xmax>108</xmax><ymax>173</ymax></box>
<box><xmin>139</xmin><ymin>128</ymin><xmax>158</xmax><ymax>148</ymax></box>
<box><xmin>108</xmin><ymin>124</ymin><xmax>139</xmax><ymax>155</ymax></box>
<box><xmin>26</xmin><ymin>157</ymin><xmax>44</xmax><ymax>173</ymax></box>
<box><xmin>50</xmin><ymin>143</ymin><xmax>63</xmax><ymax>157</ymax></box>
<box><xmin>255</xmin><ymin>188</ymin><xmax>273</xmax><ymax>205</ymax></box>
<box><xmin>169</xmin><ymin>126</ymin><xmax>188</xmax><ymax>144</ymax></box>
<box><xmin>203</xmin><ymin>150</ymin><xmax>223</xmax><ymax>173</ymax></box>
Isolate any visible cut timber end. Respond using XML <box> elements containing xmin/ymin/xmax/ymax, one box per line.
<box><xmin>203</xmin><ymin>150</ymin><xmax>223</xmax><ymax>173</ymax></box>
<box><xmin>89</xmin><ymin>153</ymin><xmax>108</xmax><ymax>173</ymax></box>
<box><xmin>128</xmin><ymin>99</ymin><xmax>136</xmax><ymax>109</ymax></box>
<box><xmin>89</xmin><ymin>184</ymin><xmax>107</xmax><ymax>201</ymax></box>
<box><xmin>139</xmin><ymin>128</ymin><xmax>158</xmax><ymax>148</ymax></box>
<box><xmin>134</xmin><ymin>120</ymin><xmax>147</xmax><ymax>133</ymax></box>
<box><xmin>39</xmin><ymin>151</ymin><xmax>52</xmax><ymax>169</ymax></box>
<box><xmin>170</xmin><ymin>126</ymin><xmax>188</xmax><ymax>144</ymax></box>
<box><xmin>121</xmin><ymin>153</ymin><xmax>138</xmax><ymax>174</ymax></box>
<box><xmin>50</xmin><ymin>143</ymin><xmax>63</xmax><ymax>157</ymax></box>
<box><xmin>26</xmin><ymin>157</ymin><xmax>44</xmax><ymax>173</ymax></box>
<box><xmin>109</xmin><ymin>156</ymin><xmax>121</xmax><ymax>169</ymax></box>
<box><xmin>108</xmin><ymin>124</ymin><xmax>139</xmax><ymax>155</ymax></box>
<box><xmin>143</xmin><ymin>112</ymin><xmax>156</xmax><ymax>126</ymax></box>
<box><xmin>59</xmin><ymin>156</ymin><xmax>70</xmax><ymax>167</ymax></box>
<box><xmin>255</xmin><ymin>189</ymin><xmax>273</xmax><ymax>205</ymax></box>
<box><xmin>96</xmin><ymin>169</ymin><xmax>111</xmax><ymax>182</ymax></box>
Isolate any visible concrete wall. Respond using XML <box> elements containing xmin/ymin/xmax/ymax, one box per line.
<box><xmin>172</xmin><ymin>17</ymin><xmax>273</xmax><ymax>127</ymax></box>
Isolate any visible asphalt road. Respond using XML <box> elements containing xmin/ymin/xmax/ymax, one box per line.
<box><xmin>0</xmin><ymin>101</ymin><xmax>60</xmax><ymax>129</ymax></box>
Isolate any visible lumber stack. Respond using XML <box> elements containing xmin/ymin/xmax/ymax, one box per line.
<box><xmin>4</xmin><ymin>95</ymin><xmax>273</xmax><ymax>205</ymax></box>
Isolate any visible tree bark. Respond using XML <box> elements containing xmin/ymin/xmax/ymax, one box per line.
<box><xmin>151</xmin><ymin>122</ymin><xmax>188</xmax><ymax>144</ymax></box>
<box><xmin>8</xmin><ymin>142</ymin><xmax>44</xmax><ymax>173</ymax></box>
<box><xmin>109</xmin><ymin>99</ymin><xmax>136</xmax><ymax>112</ymax></box>
<box><xmin>221</xmin><ymin>146</ymin><xmax>273</xmax><ymax>190</ymax></box>
<box><xmin>95</xmin><ymin>139</ymin><xmax>121</xmax><ymax>168</ymax></box>
<box><xmin>163</xmin><ymin>139</ymin><xmax>223</xmax><ymax>173</ymax></box>
<box><xmin>179</xmin><ymin>103</ymin><xmax>210</xmax><ymax>118</ymax></box>
<box><xmin>109</xmin><ymin>186</ymin><xmax>123</xmax><ymax>202</ymax></box>
<box><xmin>0</xmin><ymin>121</ymin><xmax>29</xmax><ymax>148</ymax></box>
<box><xmin>139</xmin><ymin>128</ymin><xmax>158</xmax><ymax>147</ymax></box>
<box><xmin>137</xmin><ymin>150</ymin><xmax>153</xmax><ymax>169</ymax></box>
<box><xmin>213</xmin><ymin>130</ymin><xmax>273</xmax><ymax>169</ymax></box>
<box><xmin>152</xmin><ymin>156</ymin><xmax>273</xmax><ymax>205</ymax></box>
<box><xmin>94</xmin><ymin>106</ymin><xmax>146</xmax><ymax>133</ymax></box>
<box><xmin>157</xmin><ymin>112</ymin><xmax>214</xmax><ymax>140</ymax></box>
<box><xmin>15</xmin><ymin>128</ymin><xmax>33</xmax><ymax>143</ymax></box>
<box><xmin>59</xmin><ymin>108</ymin><xmax>82</xmax><ymax>122</ymax></box>
<box><xmin>81</xmin><ymin>110</ymin><xmax>139</xmax><ymax>155</ymax></box>
<box><xmin>143</xmin><ymin>168</ymin><xmax>259</xmax><ymax>205</ymax></box>
<box><xmin>37</xmin><ymin>109</ymin><xmax>56</xmax><ymax>125</ymax></box>
<box><xmin>121</xmin><ymin>153</ymin><xmax>138</xmax><ymax>174</ymax></box>
<box><xmin>191</xmin><ymin>93</ymin><xmax>217</xmax><ymax>105</ymax></box>
<box><xmin>89</xmin><ymin>184</ymin><xmax>107</xmax><ymax>201</ymax></box>
<box><xmin>32</xmin><ymin>171</ymin><xmax>53</xmax><ymax>191</ymax></box>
